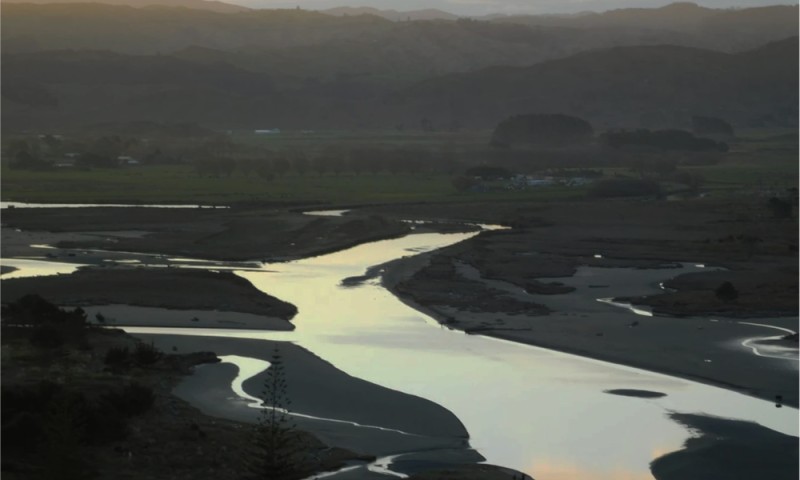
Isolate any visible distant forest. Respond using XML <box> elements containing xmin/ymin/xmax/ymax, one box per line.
<box><xmin>2</xmin><ymin>2</ymin><xmax>798</xmax><ymax>131</ymax></box>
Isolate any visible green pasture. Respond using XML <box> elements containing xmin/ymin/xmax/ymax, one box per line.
<box><xmin>0</xmin><ymin>165</ymin><xmax>585</xmax><ymax>205</ymax></box>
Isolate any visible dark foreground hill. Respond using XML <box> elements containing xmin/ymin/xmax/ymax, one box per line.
<box><xmin>2</xmin><ymin>37</ymin><xmax>796</xmax><ymax>131</ymax></box>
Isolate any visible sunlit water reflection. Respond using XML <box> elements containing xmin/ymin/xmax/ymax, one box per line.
<box><xmin>4</xmin><ymin>226</ymin><xmax>797</xmax><ymax>479</ymax></box>
<box><xmin>229</xmin><ymin>232</ymin><xmax>796</xmax><ymax>479</ymax></box>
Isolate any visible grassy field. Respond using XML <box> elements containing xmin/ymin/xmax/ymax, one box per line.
<box><xmin>0</xmin><ymin>166</ymin><xmax>587</xmax><ymax>205</ymax></box>
<box><xmin>229</xmin><ymin>129</ymin><xmax>494</xmax><ymax>152</ymax></box>
<box><xmin>2</xmin><ymin>131</ymin><xmax>795</xmax><ymax>205</ymax></box>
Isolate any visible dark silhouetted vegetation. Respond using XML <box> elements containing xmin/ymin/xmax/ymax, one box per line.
<box><xmin>104</xmin><ymin>346</ymin><xmax>131</xmax><ymax>369</ymax></box>
<box><xmin>691</xmin><ymin>115</ymin><xmax>734</xmax><ymax>136</ymax></box>
<box><xmin>491</xmin><ymin>114</ymin><xmax>593</xmax><ymax>147</ymax></box>
<box><xmin>451</xmin><ymin>175</ymin><xmax>478</xmax><ymax>192</ymax></box>
<box><xmin>767</xmin><ymin>197</ymin><xmax>793</xmax><ymax>219</ymax></box>
<box><xmin>2</xmin><ymin>294</ymin><xmax>90</xmax><ymax>349</ymax></box>
<box><xmin>250</xmin><ymin>346</ymin><xmax>301</xmax><ymax>480</ymax></box>
<box><xmin>601</xmin><ymin>129</ymin><xmax>728</xmax><ymax>152</ymax></box>
<box><xmin>9</xmin><ymin>150</ymin><xmax>51</xmax><ymax>170</ymax></box>
<box><xmin>715</xmin><ymin>281</ymin><xmax>739</xmax><ymax>302</ymax></box>
<box><xmin>133</xmin><ymin>340</ymin><xmax>163</xmax><ymax>366</ymax></box>
<box><xmin>103</xmin><ymin>383</ymin><xmax>155</xmax><ymax>417</ymax></box>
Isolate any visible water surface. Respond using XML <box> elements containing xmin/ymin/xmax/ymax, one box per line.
<box><xmin>3</xmin><ymin>221</ymin><xmax>797</xmax><ymax>479</ymax></box>
<box><xmin>225</xmin><ymin>232</ymin><xmax>798</xmax><ymax>479</ymax></box>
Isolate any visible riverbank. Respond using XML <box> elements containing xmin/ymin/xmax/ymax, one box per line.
<box><xmin>368</xmin><ymin>196</ymin><xmax>797</xmax><ymax>311</ymax></box>
<box><xmin>650</xmin><ymin>413</ymin><xmax>799</xmax><ymax>480</ymax></box>
<box><xmin>132</xmin><ymin>332</ymin><xmax>502</xmax><ymax>478</ymax></box>
<box><xmin>0</xmin><ymin>301</ymin><xmax>367</xmax><ymax>480</ymax></box>
<box><xmin>1</xmin><ymin>268</ymin><xmax>297</xmax><ymax>328</ymax></box>
<box><xmin>0</xmin><ymin>206</ymin><xmax>463</xmax><ymax>262</ymax></box>
<box><xmin>2</xmin><ymin>197</ymin><xmax>797</xmax><ymax>479</ymax></box>
<box><xmin>625</xmin><ymin>269</ymin><xmax>799</xmax><ymax>318</ymax></box>
<box><xmin>382</xmin><ymin>250</ymin><xmax>798</xmax><ymax>408</ymax></box>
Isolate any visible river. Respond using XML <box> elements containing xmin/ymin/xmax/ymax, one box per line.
<box><xmin>2</xmin><ymin>214</ymin><xmax>797</xmax><ymax>479</ymax></box>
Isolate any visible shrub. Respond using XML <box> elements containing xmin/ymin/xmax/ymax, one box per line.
<box><xmin>767</xmin><ymin>197</ymin><xmax>792</xmax><ymax>219</ymax></box>
<box><xmin>491</xmin><ymin>113</ymin><xmax>594</xmax><ymax>147</ymax></box>
<box><xmin>132</xmin><ymin>341</ymin><xmax>162</xmax><ymax>366</ymax></box>
<box><xmin>86</xmin><ymin>400</ymin><xmax>129</xmax><ymax>442</ymax></box>
<box><xmin>104</xmin><ymin>346</ymin><xmax>130</xmax><ymax>368</ymax></box>
<box><xmin>30</xmin><ymin>325</ymin><xmax>64</xmax><ymax>349</ymax></box>
<box><xmin>691</xmin><ymin>115</ymin><xmax>734</xmax><ymax>136</ymax></box>
<box><xmin>103</xmin><ymin>383</ymin><xmax>155</xmax><ymax>417</ymax></box>
<box><xmin>715</xmin><ymin>282</ymin><xmax>738</xmax><ymax>302</ymax></box>
<box><xmin>451</xmin><ymin>175</ymin><xmax>478</xmax><ymax>192</ymax></box>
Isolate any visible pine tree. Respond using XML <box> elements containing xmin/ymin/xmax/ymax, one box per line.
<box><xmin>251</xmin><ymin>346</ymin><xmax>299</xmax><ymax>480</ymax></box>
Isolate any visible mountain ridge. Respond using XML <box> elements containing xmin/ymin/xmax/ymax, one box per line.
<box><xmin>3</xmin><ymin>37</ymin><xmax>796</xmax><ymax>131</ymax></box>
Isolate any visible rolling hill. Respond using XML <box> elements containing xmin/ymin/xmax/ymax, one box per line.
<box><xmin>3</xmin><ymin>2</ymin><xmax>796</xmax><ymax>58</ymax></box>
<box><xmin>1</xmin><ymin>0</ymin><xmax>249</xmax><ymax>13</ymax></box>
<box><xmin>3</xmin><ymin>37</ymin><xmax>796</xmax><ymax>131</ymax></box>
<box><xmin>393</xmin><ymin>37</ymin><xmax>799</xmax><ymax>130</ymax></box>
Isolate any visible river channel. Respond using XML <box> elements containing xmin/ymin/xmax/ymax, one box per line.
<box><xmin>2</xmin><ymin>210</ymin><xmax>797</xmax><ymax>480</ymax></box>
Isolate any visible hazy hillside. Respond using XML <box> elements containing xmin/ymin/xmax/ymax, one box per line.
<box><xmin>1</xmin><ymin>0</ymin><xmax>249</xmax><ymax>13</ymax></box>
<box><xmin>3</xmin><ymin>38</ymin><xmax>796</xmax><ymax>131</ymax></box>
<box><xmin>3</xmin><ymin>2</ymin><xmax>796</xmax><ymax>58</ymax></box>
<box><xmin>495</xmin><ymin>3</ymin><xmax>799</xmax><ymax>51</ymax></box>
<box><xmin>0</xmin><ymin>4</ymin><xmax>392</xmax><ymax>54</ymax></box>
<box><xmin>394</xmin><ymin>37</ymin><xmax>799</xmax><ymax>130</ymax></box>
<box><xmin>323</xmin><ymin>6</ymin><xmax>458</xmax><ymax>21</ymax></box>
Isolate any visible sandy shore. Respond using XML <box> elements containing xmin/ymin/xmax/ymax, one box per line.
<box><xmin>650</xmin><ymin>413</ymin><xmax>798</xmax><ymax>480</ymax></box>
<box><xmin>1</xmin><ymin>207</ymin><xmax>416</xmax><ymax>262</ymax></box>
<box><xmin>0</xmin><ymin>265</ymin><xmax>18</xmax><ymax>275</ymax></box>
<box><xmin>2</xmin><ymin>198</ymin><xmax>796</xmax><ymax>479</ymax></box>
<box><xmin>626</xmin><ymin>268</ymin><xmax>798</xmax><ymax>318</ymax></box>
<box><xmin>1</xmin><ymin>268</ymin><xmax>297</xmax><ymax>325</ymax></box>
<box><xmin>133</xmin><ymin>333</ymin><xmax>484</xmax><ymax>474</ymax></box>
<box><xmin>383</xmin><ymin>251</ymin><xmax>799</xmax><ymax>407</ymax></box>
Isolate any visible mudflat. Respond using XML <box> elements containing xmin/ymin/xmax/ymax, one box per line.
<box><xmin>375</xmin><ymin>196</ymin><xmax>798</xmax><ymax>406</ymax></box>
<box><xmin>1</xmin><ymin>207</ymin><xmax>413</xmax><ymax>261</ymax></box>
<box><xmin>1</xmin><ymin>268</ymin><xmax>297</xmax><ymax>324</ymax></box>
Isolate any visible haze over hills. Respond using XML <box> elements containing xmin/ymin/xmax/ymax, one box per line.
<box><xmin>2</xmin><ymin>2</ymin><xmax>797</xmax><ymax>55</ymax></box>
<box><xmin>3</xmin><ymin>36</ymin><xmax>796</xmax><ymax>131</ymax></box>
<box><xmin>494</xmin><ymin>3</ymin><xmax>799</xmax><ymax>51</ymax></box>
<box><xmin>1</xmin><ymin>1</ymin><xmax>797</xmax><ymax>132</ymax></box>
<box><xmin>323</xmin><ymin>6</ymin><xmax>458</xmax><ymax>21</ymax></box>
<box><xmin>1</xmin><ymin>0</ymin><xmax>250</xmax><ymax>12</ymax></box>
<box><xmin>395</xmin><ymin>37</ymin><xmax>798</xmax><ymax>130</ymax></box>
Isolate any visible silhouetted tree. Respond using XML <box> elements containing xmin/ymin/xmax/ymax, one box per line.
<box><xmin>767</xmin><ymin>197</ymin><xmax>792</xmax><ymax>219</ymax></box>
<box><xmin>10</xmin><ymin>150</ymin><xmax>50</xmax><ymax>170</ymax></box>
<box><xmin>452</xmin><ymin>175</ymin><xmax>477</xmax><ymax>192</ymax></box>
<box><xmin>491</xmin><ymin>114</ymin><xmax>593</xmax><ymax>147</ymax></box>
<box><xmin>250</xmin><ymin>346</ymin><xmax>299</xmax><ymax>480</ymax></box>
<box><xmin>715</xmin><ymin>282</ymin><xmax>738</xmax><ymax>302</ymax></box>
<box><xmin>691</xmin><ymin>116</ymin><xmax>734</xmax><ymax>136</ymax></box>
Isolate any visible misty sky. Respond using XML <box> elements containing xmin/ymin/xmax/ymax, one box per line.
<box><xmin>232</xmin><ymin>0</ymin><xmax>798</xmax><ymax>15</ymax></box>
